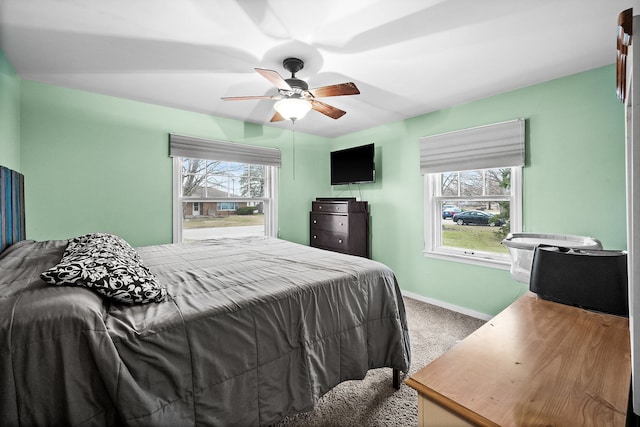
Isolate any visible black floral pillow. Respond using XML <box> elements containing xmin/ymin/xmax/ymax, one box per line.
<box><xmin>41</xmin><ymin>233</ymin><xmax>167</xmax><ymax>304</ymax></box>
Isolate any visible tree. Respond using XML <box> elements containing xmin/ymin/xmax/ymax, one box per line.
<box><xmin>441</xmin><ymin>172</ymin><xmax>459</xmax><ymax>196</ymax></box>
<box><xmin>181</xmin><ymin>159</ymin><xmax>207</xmax><ymax>197</ymax></box>
<box><xmin>181</xmin><ymin>160</ymin><xmax>265</xmax><ymax>218</ymax></box>
<box><xmin>460</xmin><ymin>170</ymin><xmax>484</xmax><ymax>196</ymax></box>
<box><xmin>491</xmin><ymin>168</ymin><xmax>511</xmax><ymax>239</ymax></box>
<box><xmin>239</xmin><ymin>164</ymin><xmax>264</xmax><ymax>197</ymax></box>
<box><xmin>182</xmin><ymin>159</ymin><xmax>227</xmax><ymax>197</ymax></box>
<box><xmin>181</xmin><ymin>159</ymin><xmax>224</xmax><ymax>219</ymax></box>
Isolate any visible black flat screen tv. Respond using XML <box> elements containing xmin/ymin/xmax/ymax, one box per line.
<box><xmin>330</xmin><ymin>143</ymin><xmax>375</xmax><ymax>185</ymax></box>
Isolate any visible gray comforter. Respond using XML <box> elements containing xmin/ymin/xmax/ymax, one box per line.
<box><xmin>0</xmin><ymin>237</ymin><xmax>410</xmax><ymax>426</ymax></box>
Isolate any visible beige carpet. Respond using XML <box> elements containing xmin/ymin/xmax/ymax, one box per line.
<box><xmin>273</xmin><ymin>296</ymin><xmax>487</xmax><ymax>427</ymax></box>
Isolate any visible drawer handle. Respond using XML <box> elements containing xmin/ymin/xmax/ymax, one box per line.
<box><xmin>313</xmin><ymin>235</ymin><xmax>317</xmax><ymax>239</ymax></box>
<box><xmin>339</xmin><ymin>222</ymin><xmax>344</xmax><ymax>226</ymax></box>
<box><xmin>318</xmin><ymin>206</ymin><xmax>323</xmax><ymax>210</ymax></box>
<box><xmin>313</xmin><ymin>220</ymin><xmax>317</xmax><ymax>224</ymax></box>
<box><xmin>335</xmin><ymin>207</ymin><xmax>339</xmax><ymax>210</ymax></box>
<box><xmin>338</xmin><ymin>239</ymin><xmax>343</xmax><ymax>244</ymax></box>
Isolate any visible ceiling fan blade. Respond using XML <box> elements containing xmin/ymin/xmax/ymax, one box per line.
<box><xmin>309</xmin><ymin>82</ymin><xmax>360</xmax><ymax>98</ymax></box>
<box><xmin>255</xmin><ymin>68</ymin><xmax>292</xmax><ymax>91</ymax></box>
<box><xmin>221</xmin><ymin>95</ymin><xmax>280</xmax><ymax>101</ymax></box>
<box><xmin>270</xmin><ymin>111</ymin><xmax>285</xmax><ymax>122</ymax></box>
<box><xmin>311</xmin><ymin>100</ymin><xmax>347</xmax><ymax>120</ymax></box>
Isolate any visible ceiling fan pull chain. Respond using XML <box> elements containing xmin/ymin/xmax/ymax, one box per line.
<box><xmin>292</xmin><ymin>121</ymin><xmax>296</xmax><ymax>181</ymax></box>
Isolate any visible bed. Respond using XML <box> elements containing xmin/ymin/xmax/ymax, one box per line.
<box><xmin>0</xmin><ymin>167</ymin><xmax>411</xmax><ymax>426</ymax></box>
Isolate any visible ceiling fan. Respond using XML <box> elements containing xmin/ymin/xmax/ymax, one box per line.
<box><xmin>221</xmin><ymin>57</ymin><xmax>360</xmax><ymax>122</ymax></box>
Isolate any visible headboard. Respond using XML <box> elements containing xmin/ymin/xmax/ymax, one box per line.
<box><xmin>0</xmin><ymin>165</ymin><xmax>25</xmax><ymax>253</ymax></box>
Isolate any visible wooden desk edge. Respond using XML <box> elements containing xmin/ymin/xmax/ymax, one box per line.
<box><xmin>404</xmin><ymin>377</ymin><xmax>500</xmax><ymax>427</ymax></box>
<box><xmin>405</xmin><ymin>293</ymin><xmax>631</xmax><ymax>426</ymax></box>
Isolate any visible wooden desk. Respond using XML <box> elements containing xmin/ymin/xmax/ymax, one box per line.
<box><xmin>406</xmin><ymin>292</ymin><xmax>631</xmax><ymax>427</ymax></box>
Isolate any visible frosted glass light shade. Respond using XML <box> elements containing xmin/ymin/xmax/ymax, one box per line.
<box><xmin>274</xmin><ymin>98</ymin><xmax>312</xmax><ymax>120</ymax></box>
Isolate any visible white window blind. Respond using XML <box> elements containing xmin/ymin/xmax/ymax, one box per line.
<box><xmin>169</xmin><ymin>134</ymin><xmax>281</xmax><ymax>167</ymax></box>
<box><xmin>420</xmin><ymin>119</ymin><xmax>525</xmax><ymax>174</ymax></box>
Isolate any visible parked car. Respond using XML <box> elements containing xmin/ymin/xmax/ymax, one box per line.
<box><xmin>442</xmin><ymin>206</ymin><xmax>462</xmax><ymax>219</ymax></box>
<box><xmin>452</xmin><ymin>210</ymin><xmax>503</xmax><ymax>226</ymax></box>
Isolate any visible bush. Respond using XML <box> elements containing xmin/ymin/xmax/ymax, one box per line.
<box><xmin>236</xmin><ymin>207</ymin><xmax>255</xmax><ymax>215</ymax></box>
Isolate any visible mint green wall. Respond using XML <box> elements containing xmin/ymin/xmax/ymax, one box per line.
<box><xmin>0</xmin><ymin>50</ymin><xmax>21</xmax><ymax>171</ymax></box>
<box><xmin>20</xmin><ymin>80</ymin><xmax>329</xmax><ymax>247</ymax></box>
<box><xmin>14</xmin><ymin>63</ymin><xmax>626</xmax><ymax>316</ymax></box>
<box><xmin>331</xmin><ymin>65</ymin><xmax>626</xmax><ymax>315</ymax></box>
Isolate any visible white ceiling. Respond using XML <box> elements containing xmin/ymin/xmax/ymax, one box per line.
<box><xmin>0</xmin><ymin>0</ymin><xmax>635</xmax><ymax>138</ymax></box>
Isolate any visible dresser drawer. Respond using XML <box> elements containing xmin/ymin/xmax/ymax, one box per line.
<box><xmin>310</xmin><ymin>230</ymin><xmax>350</xmax><ymax>252</ymax></box>
<box><xmin>312</xmin><ymin>201</ymin><xmax>349</xmax><ymax>213</ymax></box>
<box><xmin>310</xmin><ymin>213</ymin><xmax>348</xmax><ymax>232</ymax></box>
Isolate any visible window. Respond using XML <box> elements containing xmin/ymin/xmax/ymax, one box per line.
<box><xmin>425</xmin><ymin>167</ymin><xmax>521</xmax><ymax>266</ymax></box>
<box><xmin>420</xmin><ymin>119</ymin><xmax>524</xmax><ymax>268</ymax></box>
<box><xmin>170</xmin><ymin>134</ymin><xmax>280</xmax><ymax>242</ymax></box>
<box><xmin>217</xmin><ymin>202</ymin><xmax>239</xmax><ymax>211</ymax></box>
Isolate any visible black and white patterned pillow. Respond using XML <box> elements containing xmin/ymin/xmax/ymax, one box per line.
<box><xmin>41</xmin><ymin>233</ymin><xmax>167</xmax><ymax>305</ymax></box>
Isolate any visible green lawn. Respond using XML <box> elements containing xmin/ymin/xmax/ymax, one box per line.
<box><xmin>442</xmin><ymin>223</ymin><xmax>508</xmax><ymax>253</ymax></box>
<box><xmin>185</xmin><ymin>216</ymin><xmax>506</xmax><ymax>253</ymax></box>
<box><xmin>184</xmin><ymin>214</ymin><xmax>264</xmax><ymax>229</ymax></box>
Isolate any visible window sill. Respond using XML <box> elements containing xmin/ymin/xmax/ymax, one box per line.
<box><xmin>423</xmin><ymin>249</ymin><xmax>512</xmax><ymax>271</ymax></box>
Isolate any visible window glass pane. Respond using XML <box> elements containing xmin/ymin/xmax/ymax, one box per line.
<box><xmin>183</xmin><ymin>176</ymin><xmax>205</xmax><ymax>198</ymax></box>
<box><xmin>249</xmin><ymin>177</ymin><xmax>264</xmax><ymax>197</ymax></box>
<box><xmin>182</xmin><ymin>158</ymin><xmax>205</xmax><ymax>174</ymax></box>
<box><xmin>243</xmin><ymin>165</ymin><xmax>265</xmax><ymax>197</ymax></box>
<box><xmin>485</xmin><ymin>168</ymin><xmax>511</xmax><ymax>195</ymax></box>
<box><xmin>205</xmin><ymin>160</ymin><xmax>225</xmax><ymax>175</ymax></box>
<box><xmin>228</xmin><ymin>162</ymin><xmax>244</xmax><ymax>177</ymax></box>
<box><xmin>205</xmin><ymin>174</ymin><xmax>225</xmax><ymax>197</ymax></box>
<box><xmin>182</xmin><ymin>158</ymin><xmax>206</xmax><ymax>197</ymax></box>
<box><xmin>440</xmin><ymin>200</ymin><xmax>510</xmax><ymax>254</ymax></box>
<box><xmin>228</xmin><ymin>177</ymin><xmax>241</xmax><ymax>197</ymax></box>
<box><xmin>460</xmin><ymin>170</ymin><xmax>483</xmax><ymax>196</ymax></box>
<box><xmin>440</xmin><ymin>172</ymin><xmax>458</xmax><ymax>196</ymax></box>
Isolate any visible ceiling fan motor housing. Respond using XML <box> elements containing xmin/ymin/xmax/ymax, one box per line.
<box><xmin>282</xmin><ymin>58</ymin><xmax>308</xmax><ymax>93</ymax></box>
<box><xmin>285</xmin><ymin>78</ymin><xmax>308</xmax><ymax>92</ymax></box>
<box><xmin>283</xmin><ymin>57</ymin><xmax>304</xmax><ymax>76</ymax></box>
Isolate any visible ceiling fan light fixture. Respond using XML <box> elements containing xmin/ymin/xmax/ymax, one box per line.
<box><xmin>274</xmin><ymin>98</ymin><xmax>312</xmax><ymax>121</ymax></box>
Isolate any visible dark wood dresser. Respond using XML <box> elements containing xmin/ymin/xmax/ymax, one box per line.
<box><xmin>309</xmin><ymin>197</ymin><xmax>369</xmax><ymax>258</ymax></box>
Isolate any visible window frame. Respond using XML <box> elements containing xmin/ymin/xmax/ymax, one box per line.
<box><xmin>423</xmin><ymin>166</ymin><xmax>522</xmax><ymax>269</ymax></box>
<box><xmin>172</xmin><ymin>157</ymin><xmax>278</xmax><ymax>243</ymax></box>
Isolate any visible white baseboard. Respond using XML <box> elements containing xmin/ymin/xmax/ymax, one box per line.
<box><xmin>401</xmin><ymin>290</ymin><xmax>493</xmax><ymax>321</ymax></box>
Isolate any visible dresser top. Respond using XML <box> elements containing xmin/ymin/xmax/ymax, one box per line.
<box><xmin>406</xmin><ymin>292</ymin><xmax>631</xmax><ymax>427</ymax></box>
<box><xmin>315</xmin><ymin>197</ymin><xmax>357</xmax><ymax>202</ymax></box>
